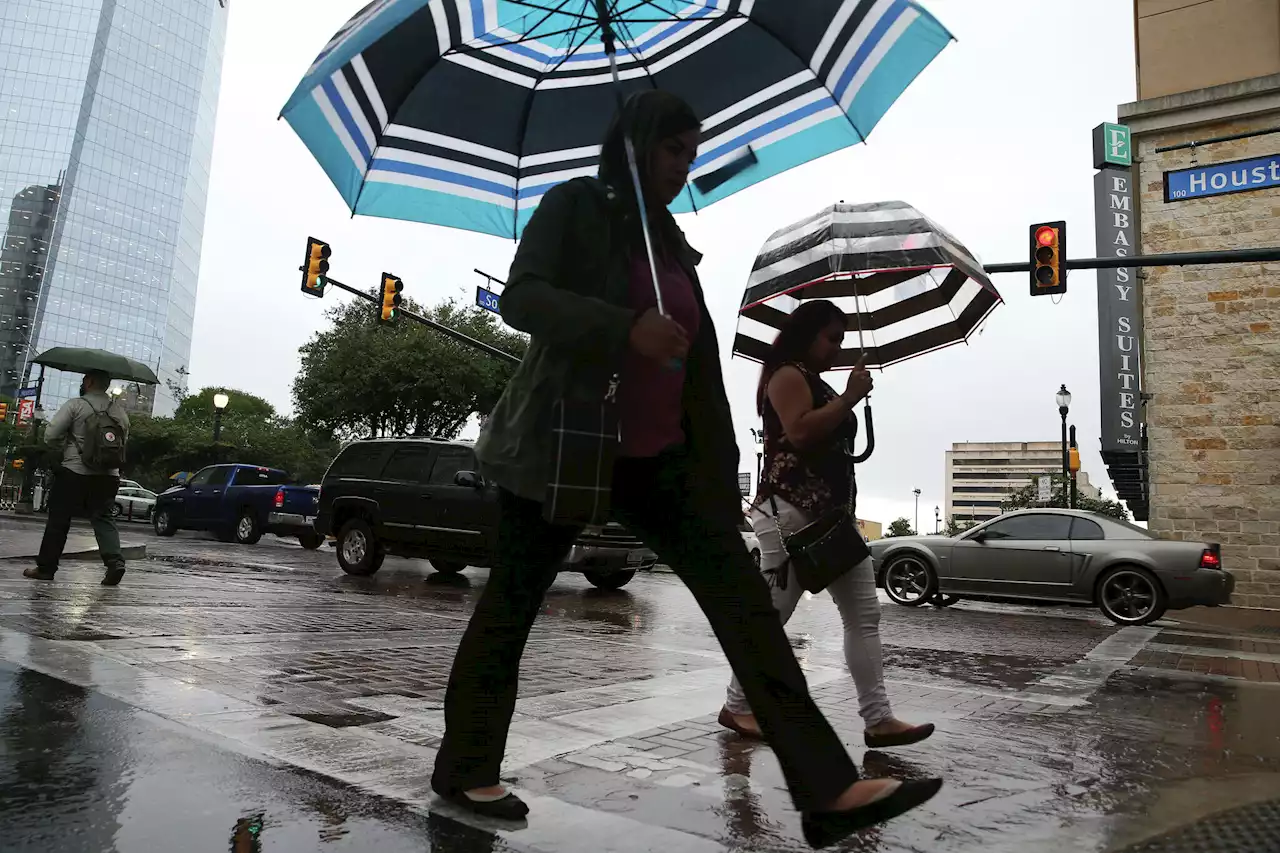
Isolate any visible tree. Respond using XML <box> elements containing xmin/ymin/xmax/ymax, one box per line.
<box><xmin>943</xmin><ymin>517</ymin><xmax>977</xmax><ymax>537</ymax></box>
<box><xmin>292</xmin><ymin>294</ymin><xmax>527</xmax><ymax>442</ymax></box>
<box><xmin>885</xmin><ymin>517</ymin><xmax>916</xmax><ymax>537</ymax></box>
<box><xmin>999</xmin><ymin>475</ymin><xmax>1130</xmax><ymax>521</ymax></box>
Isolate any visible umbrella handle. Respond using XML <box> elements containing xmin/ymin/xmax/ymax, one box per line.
<box><xmin>850</xmin><ymin>400</ymin><xmax>874</xmax><ymax>464</ymax></box>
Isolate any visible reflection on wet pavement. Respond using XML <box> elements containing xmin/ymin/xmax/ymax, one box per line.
<box><xmin>0</xmin><ymin>521</ymin><xmax>1278</xmax><ymax>852</ymax></box>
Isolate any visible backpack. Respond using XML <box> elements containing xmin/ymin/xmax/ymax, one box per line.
<box><xmin>77</xmin><ymin>399</ymin><xmax>127</xmax><ymax>472</ymax></box>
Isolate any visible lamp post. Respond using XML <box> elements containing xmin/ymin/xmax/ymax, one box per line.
<box><xmin>213</xmin><ymin>392</ymin><xmax>229</xmax><ymax>443</ymax></box>
<box><xmin>1055</xmin><ymin>384</ymin><xmax>1071</xmax><ymax>509</ymax></box>
<box><xmin>934</xmin><ymin>505</ymin><xmax>941</xmax><ymax>535</ymax></box>
<box><xmin>912</xmin><ymin>488</ymin><xmax>921</xmax><ymax>534</ymax></box>
<box><xmin>750</xmin><ymin>427</ymin><xmax>764</xmax><ymax>485</ymax></box>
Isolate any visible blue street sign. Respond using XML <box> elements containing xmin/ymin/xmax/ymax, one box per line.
<box><xmin>1165</xmin><ymin>153</ymin><xmax>1280</xmax><ymax>202</ymax></box>
<box><xmin>16</xmin><ymin>387</ymin><xmax>37</xmax><ymax>398</ymax></box>
<box><xmin>476</xmin><ymin>285</ymin><xmax>501</xmax><ymax>314</ymax></box>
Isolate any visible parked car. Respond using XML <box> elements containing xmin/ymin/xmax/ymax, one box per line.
<box><xmin>313</xmin><ymin>438</ymin><xmax>657</xmax><ymax>589</ymax></box>
<box><xmin>739</xmin><ymin>514</ymin><xmax>761</xmax><ymax>569</ymax></box>
<box><xmin>869</xmin><ymin>508</ymin><xmax>1233</xmax><ymax>625</ymax></box>
<box><xmin>112</xmin><ymin>486</ymin><xmax>157</xmax><ymax>520</ymax></box>
<box><xmin>153</xmin><ymin>464</ymin><xmax>322</xmax><ymax>547</ymax></box>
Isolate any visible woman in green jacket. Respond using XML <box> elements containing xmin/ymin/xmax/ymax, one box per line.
<box><xmin>429</xmin><ymin>90</ymin><xmax>942</xmax><ymax>847</ymax></box>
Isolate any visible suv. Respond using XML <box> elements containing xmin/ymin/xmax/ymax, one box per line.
<box><xmin>313</xmin><ymin>438</ymin><xmax>656</xmax><ymax>589</ymax></box>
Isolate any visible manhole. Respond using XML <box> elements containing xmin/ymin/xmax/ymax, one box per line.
<box><xmin>293</xmin><ymin>710</ymin><xmax>396</xmax><ymax>728</ymax></box>
<box><xmin>1113</xmin><ymin>799</ymin><xmax>1280</xmax><ymax>852</ymax></box>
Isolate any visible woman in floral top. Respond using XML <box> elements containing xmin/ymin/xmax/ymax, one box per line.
<box><xmin>721</xmin><ymin>300</ymin><xmax>934</xmax><ymax>750</ymax></box>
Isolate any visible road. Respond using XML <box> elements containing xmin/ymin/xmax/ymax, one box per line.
<box><xmin>1</xmin><ymin>517</ymin><xmax>1278</xmax><ymax>852</ymax></box>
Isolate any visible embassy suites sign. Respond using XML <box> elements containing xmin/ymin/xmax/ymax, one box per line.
<box><xmin>1093</xmin><ymin>164</ymin><xmax>1143</xmax><ymax>453</ymax></box>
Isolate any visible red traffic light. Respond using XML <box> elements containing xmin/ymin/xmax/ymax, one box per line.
<box><xmin>1036</xmin><ymin>226</ymin><xmax>1057</xmax><ymax>247</ymax></box>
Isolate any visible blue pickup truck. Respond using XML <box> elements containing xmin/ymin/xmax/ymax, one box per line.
<box><xmin>153</xmin><ymin>464</ymin><xmax>322</xmax><ymax>548</ymax></box>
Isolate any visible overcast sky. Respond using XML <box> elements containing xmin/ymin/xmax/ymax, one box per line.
<box><xmin>189</xmin><ymin>0</ymin><xmax>1138</xmax><ymax>530</ymax></box>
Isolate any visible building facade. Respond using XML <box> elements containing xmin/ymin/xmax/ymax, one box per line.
<box><xmin>0</xmin><ymin>0</ymin><xmax>228</xmax><ymax>414</ymax></box>
<box><xmin>1115</xmin><ymin>0</ymin><xmax>1280</xmax><ymax>609</ymax></box>
<box><xmin>945</xmin><ymin>441</ymin><xmax>1100</xmax><ymax>525</ymax></box>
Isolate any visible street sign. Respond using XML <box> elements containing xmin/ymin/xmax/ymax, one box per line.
<box><xmin>1037</xmin><ymin>477</ymin><xmax>1052</xmax><ymax>504</ymax></box>
<box><xmin>476</xmin><ymin>286</ymin><xmax>501</xmax><ymax>314</ymax></box>
<box><xmin>17</xmin><ymin>398</ymin><xmax>35</xmax><ymax>424</ymax></box>
<box><xmin>1164</xmin><ymin>152</ymin><xmax>1280</xmax><ymax>202</ymax></box>
<box><xmin>738</xmin><ymin>472</ymin><xmax>752</xmax><ymax>496</ymax></box>
<box><xmin>1092</xmin><ymin>123</ymin><xmax>1131</xmax><ymax>169</ymax></box>
<box><xmin>16</xmin><ymin>386</ymin><xmax>37</xmax><ymax>398</ymax></box>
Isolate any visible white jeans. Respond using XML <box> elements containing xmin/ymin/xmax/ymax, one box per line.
<box><xmin>724</xmin><ymin>496</ymin><xmax>893</xmax><ymax>727</ymax></box>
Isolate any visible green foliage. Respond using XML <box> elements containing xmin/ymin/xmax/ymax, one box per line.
<box><xmin>944</xmin><ymin>516</ymin><xmax>978</xmax><ymax>537</ymax></box>
<box><xmin>886</xmin><ymin>517</ymin><xmax>916</xmax><ymax>537</ymax></box>
<box><xmin>292</xmin><ymin>293</ymin><xmax>526</xmax><ymax>441</ymax></box>
<box><xmin>999</xmin><ymin>475</ymin><xmax>1130</xmax><ymax>521</ymax></box>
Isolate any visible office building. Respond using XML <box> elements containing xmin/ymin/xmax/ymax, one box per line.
<box><xmin>0</xmin><ymin>0</ymin><xmax>228</xmax><ymax>414</ymax></box>
<box><xmin>946</xmin><ymin>442</ymin><xmax>1101</xmax><ymax>525</ymax></box>
<box><xmin>1113</xmin><ymin>0</ymin><xmax>1280</xmax><ymax>608</ymax></box>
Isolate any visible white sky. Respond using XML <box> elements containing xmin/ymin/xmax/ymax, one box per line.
<box><xmin>189</xmin><ymin>0</ymin><xmax>1138</xmax><ymax>531</ymax></box>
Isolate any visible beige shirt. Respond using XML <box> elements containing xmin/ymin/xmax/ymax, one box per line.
<box><xmin>44</xmin><ymin>391</ymin><xmax>130</xmax><ymax>476</ymax></box>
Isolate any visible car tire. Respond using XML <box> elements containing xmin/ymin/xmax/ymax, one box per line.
<box><xmin>881</xmin><ymin>553</ymin><xmax>938</xmax><ymax>607</ymax></box>
<box><xmin>298</xmin><ymin>530</ymin><xmax>324</xmax><ymax>550</ymax></box>
<box><xmin>111</xmin><ymin>503</ymin><xmax>124</xmax><ymax>519</ymax></box>
<box><xmin>337</xmin><ymin>518</ymin><xmax>383</xmax><ymax>576</ymax></box>
<box><xmin>234</xmin><ymin>511</ymin><xmax>263</xmax><ymax>545</ymax></box>
<box><xmin>430</xmin><ymin>560</ymin><xmax>467</xmax><ymax>575</ymax></box>
<box><xmin>153</xmin><ymin>509</ymin><xmax>178</xmax><ymax>537</ymax></box>
<box><xmin>585</xmin><ymin>569</ymin><xmax>636</xmax><ymax>590</ymax></box>
<box><xmin>1097</xmin><ymin>566</ymin><xmax>1167</xmax><ymax>626</ymax></box>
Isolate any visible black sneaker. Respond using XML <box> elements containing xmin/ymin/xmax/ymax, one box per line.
<box><xmin>101</xmin><ymin>566</ymin><xmax>126</xmax><ymax>586</ymax></box>
<box><xmin>23</xmin><ymin>567</ymin><xmax>56</xmax><ymax>581</ymax></box>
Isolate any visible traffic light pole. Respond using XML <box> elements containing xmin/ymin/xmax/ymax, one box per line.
<box><xmin>983</xmin><ymin>245</ymin><xmax>1280</xmax><ymax>274</ymax></box>
<box><xmin>321</xmin><ymin>276</ymin><xmax>522</xmax><ymax>365</ymax></box>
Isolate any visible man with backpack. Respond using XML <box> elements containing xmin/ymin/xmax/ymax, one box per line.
<box><xmin>26</xmin><ymin>370</ymin><xmax>131</xmax><ymax>585</ymax></box>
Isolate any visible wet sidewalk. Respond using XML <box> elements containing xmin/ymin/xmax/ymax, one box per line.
<box><xmin>0</xmin><ymin>517</ymin><xmax>147</xmax><ymax>563</ymax></box>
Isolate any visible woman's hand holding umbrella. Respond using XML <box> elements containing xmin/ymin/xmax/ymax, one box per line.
<box><xmin>629</xmin><ymin>308</ymin><xmax>689</xmax><ymax>363</ymax></box>
<box><xmin>840</xmin><ymin>354</ymin><xmax>874</xmax><ymax>407</ymax></box>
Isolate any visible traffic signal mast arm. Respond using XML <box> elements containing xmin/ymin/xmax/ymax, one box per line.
<box><xmin>984</xmin><ymin>245</ymin><xmax>1280</xmax><ymax>274</ymax></box>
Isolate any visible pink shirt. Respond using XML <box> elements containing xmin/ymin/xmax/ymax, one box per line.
<box><xmin>617</xmin><ymin>252</ymin><xmax>702</xmax><ymax>458</ymax></box>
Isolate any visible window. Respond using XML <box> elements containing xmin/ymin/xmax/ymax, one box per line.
<box><xmin>430</xmin><ymin>446</ymin><xmax>475</xmax><ymax>486</ymax></box>
<box><xmin>982</xmin><ymin>514</ymin><xmax>1071</xmax><ymax>541</ymax></box>
<box><xmin>1070</xmin><ymin>518</ymin><xmax>1105</xmax><ymax>541</ymax></box>
<box><xmin>186</xmin><ymin>467</ymin><xmax>213</xmax><ymax>487</ymax></box>
<box><xmin>385</xmin><ymin>446</ymin><xmax>436</xmax><ymax>485</ymax></box>
<box><xmin>205</xmin><ymin>467</ymin><xmax>232</xmax><ymax>487</ymax></box>
<box><xmin>231</xmin><ymin>467</ymin><xmax>287</xmax><ymax>486</ymax></box>
<box><xmin>327</xmin><ymin>442</ymin><xmax>387</xmax><ymax>478</ymax></box>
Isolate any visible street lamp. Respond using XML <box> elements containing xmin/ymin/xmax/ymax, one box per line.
<box><xmin>1055</xmin><ymin>384</ymin><xmax>1071</xmax><ymax>509</ymax></box>
<box><xmin>913</xmin><ymin>488</ymin><xmax>921</xmax><ymax>534</ymax></box>
<box><xmin>213</xmin><ymin>392</ymin><xmax>229</xmax><ymax>443</ymax></box>
<box><xmin>935</xmin><ymin>505</ymin><xmax>941</xmax><ymax>535</ymax></box>
<box><xmin>750</xmin><ymin>427</ymin><xmax>764</xmax><ymax>484</ymax></box>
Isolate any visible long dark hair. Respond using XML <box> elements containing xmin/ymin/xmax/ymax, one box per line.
<box><xmin>598</xmin><ymin>90</ymin><xmax>700</xmax><ymax>257</ymax></box>
<box><xmin>756</xmin><ymin>300</ymin><xmax>847</xmax><ymax>415</ymax></box>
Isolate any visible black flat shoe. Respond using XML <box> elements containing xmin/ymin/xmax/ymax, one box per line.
<box><xmin>23</xmin><ymin>568</ymin><xmax>55</xmax><ymax>581</ymax></box>
<box><xmin>718</xmin><ymin>707</ymin><xmax>764</xmax><ymax>741</ymax></box>
<box><xmin>101</xmin><ymin>566</ymin><xmax>125</xmax><ymax>586</ymax></box>
<box><xmin>864</xmin><ymin>722</ymin><xmax>935</xmax><ymax>749</ymax></box>
<box><xmin>439</xmin><ymin>789</ymin><xmax>530</xmax><ymax>820</ymax></box>
<box><xmin>801</xmin><ymin>777</ymin><xmax>943</xmax><ymax>849</ymax></box>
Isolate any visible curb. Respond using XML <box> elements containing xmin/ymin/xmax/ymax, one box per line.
<box><xmin>0</xmin><ymin>543</ymin><xmax>147</xmax><ymax>563</ymax></box>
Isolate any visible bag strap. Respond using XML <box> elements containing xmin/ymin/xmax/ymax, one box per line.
<box><xmin>764</xmin><ymin>494</ymin><xmax>791</xmax><ymax>591</ymax></box>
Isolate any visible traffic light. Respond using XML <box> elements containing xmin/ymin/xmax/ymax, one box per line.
<box><xmin>379</xmin><ymin>273</ymin><xmax>403</xmax><ymax>323</ymax></box>
<box><xmin>1030</xmin><ymin>221</ymin><xmax>1066</xmax><ymax>296</ymax></box>
<box><xmin>1068</xmin><ymin>446</ymin><xmax>1080</xmax><ymax>473</ymax></box>
<box><xmin>12</xmin><ymin>459</ymin><xmax>23</xmax><ymax>470</ymax></box>
<box><xmin>0</xmin><ymin>402</ymin><xmax>7</xmax><ymax>421</ymax></box>
<box><xmin>300</xmin><ymin>237</ymin><xmax>331</xmax><ymax>297</ymax></box>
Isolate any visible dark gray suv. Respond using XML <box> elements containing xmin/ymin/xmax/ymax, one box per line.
<box><xmin>313</xmin><ymin>438</ymin><xmax>656</xmax><ymax>589</ymax></box>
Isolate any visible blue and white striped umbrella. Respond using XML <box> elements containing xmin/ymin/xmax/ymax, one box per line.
<box><xmin>282</xmin><ymin>1</ymin><xmax>954</xmax><ymax>240</ymax></box>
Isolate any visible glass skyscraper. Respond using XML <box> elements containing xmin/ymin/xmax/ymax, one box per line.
<box><xmin>0</xmin><ymin>0</ymin><xmax>228</xmax><ymax>415</ymax></box>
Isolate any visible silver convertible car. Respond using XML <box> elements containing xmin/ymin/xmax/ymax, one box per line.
<box><xmin>870</xmin><ymin>509</ymin><xmax>1233</xmax><ymax>625</ymax></box>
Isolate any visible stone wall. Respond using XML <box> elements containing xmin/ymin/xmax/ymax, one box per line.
<box><xmin>1135</xmin><ymin>114</ymin><xmax>1280</xmax><ymax>609</ymax></box>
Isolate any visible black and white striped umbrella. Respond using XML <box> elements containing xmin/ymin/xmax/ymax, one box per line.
<box><xmin>280</xmin><ymin>1</ymin><xmax>954</xmax><ymax>240</ymax></box>
<box><xmin>734</xmin><ymin>200</ymin><xmax>1002</xmax><ymax>369</ymax></box>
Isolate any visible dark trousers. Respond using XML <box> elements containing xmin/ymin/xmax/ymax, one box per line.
<box><xmin>431</xmin><ymin>452</ymin><xmax>859</xmax><ymax>813</ymax></box>
<box><xmin>37</xmin><ymin>467</ymin><xmax>123</xmax><ymax>573</ymax></box>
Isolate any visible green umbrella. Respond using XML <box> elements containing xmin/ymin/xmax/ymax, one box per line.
<box><xmin>32</xmin><ymin>347</ymin><xmax>160</xmax><ymax>384</ymax></box>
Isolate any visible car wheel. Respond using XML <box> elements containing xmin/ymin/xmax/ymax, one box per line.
<box><xmin>431</xmin><ymin>560</ymin><xmax>466</xmax><ymax>575</ymax></box>
<box><xmin>931</xmin><ymin>593</ymin><xmax>960</xmax><ymax>608</ymax></box>
<box><xmin>585</xmin><ymin>569</ymin><xmax>636</xmax><ymax>590</ymax></box>
<box><xmin>337</xmin><ymin>519</ymin><xmax>383</xmax><ymax>576</ymax></box>
<box><xmin>234</xmin><ymin>511</ymin><xmax>263</xmax><ymax>545</ymax></box>
<box><xmin>882</xmin><ymin>554</ymin><xmax>938</xmax><ymax>607</ymax></box>
<box><xmin>1097</xmin><ymin>566</ymin><xmax>1167</xmax><ymax>626</ymax></box>
<box><xmin>298</xmin><ymin>530</ymin><xmax>324</xmax><ymax>550</ymax></box>
<box><xmin>751</xmin><ymin>549</ymin><xmax>761</xmax><ymax>571</ymax></box>
<box><xmin>153</xmin><ymin>509</ymin><xmax>177</xmax><ymax>537</ymax></box>
<box><xmin>111</xmin><ymin>503</ymin><xmax>123</xmax><ymax>518</ymax></box>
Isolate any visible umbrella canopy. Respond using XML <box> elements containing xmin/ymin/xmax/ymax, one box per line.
<box><xmin>282</xmin><ymin>1</ymin><xmax>953</xmax><ymax>239</ymax></box>
<box><xmin>733</xmin><ymin>200</ymin><xmax>1002</xmax><ymax>370</ymax></box>
<box><xmin>32</xmin><ymin>348</ymin><xmax>160</xmax><ymax>384</ymax></box>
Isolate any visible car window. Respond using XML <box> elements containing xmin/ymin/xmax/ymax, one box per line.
<box><xmin>141</xmin><ymin>490</ymin><xmax>157</xmax><ymax>499</ymax></box>
<box><xmin>187</xmin><ymin>468</ymin><xmax>214</xmax><ymax>487</ymax></box>
<box><xmin>430</xmin><ymin>446</ymin><xmax>475</xmax><ymax>486</ymax></box>
<box><xmin>1070</xmin><ymin>518</ymin><xmax>1105</xmax><ymax>540</ymax></box>
<box><xmin>983</xmin><ymin>514</ymin><xmax>1072</xmax><ymax>541</ymax></box>
<box><xmin>231</xmin><ymin>467</ymin><xmax>288</xmax><ymax>486</ymax></box>
<box><xmin>327</xmin><ymin>442</ymin><xmax>388</xmax><ymax>478</ymax></box>
<box><xmin>384</xmin><ymin>446</ymin><xmax>436</xmax><ymax>484</ymax></box>
<box><xmin>206</xmin><ymin>467</ymin><xmax>233</xmax><ymax>487</ymax></box>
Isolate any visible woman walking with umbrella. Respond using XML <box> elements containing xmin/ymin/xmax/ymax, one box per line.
<box><xmin>429</xmin><ymin>90</ymin><xmax>941</xmax><ymax>847</ymax></box>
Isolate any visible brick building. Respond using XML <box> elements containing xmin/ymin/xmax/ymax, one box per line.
<box><xmin>1117</xmin><ymin>1</ymin><xmax>1280</xmax><ymax>608</ymax></box>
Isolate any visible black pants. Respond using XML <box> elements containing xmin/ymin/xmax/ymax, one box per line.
<box><xmin>431</xmin><ymin>452</ymin><xmax>859</xmax><ymax>813</ymax></box>
<box><xmin>36</xmin><ymin>468</ymin><xmax>123</xmax><ymax>573</ymax></box>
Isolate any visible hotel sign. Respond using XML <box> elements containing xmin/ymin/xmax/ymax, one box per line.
<box><xmin>1165</xmin><ymin>153</ymin><xmax>1280</xmax><ymax>201</ymax></box>
<box><xmin>1093</xmin><ymin>167</ymin><xmax>1144</xmax><ymax>454</ymax></box>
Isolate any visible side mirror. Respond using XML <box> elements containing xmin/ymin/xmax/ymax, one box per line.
<box><xmin>970</xmin><ymin>529</ymin><xmax>987</xmax><ymax>543</ymax></box>
<box><xmin>455</xmin><ymin>471</ymin><xmax>483</xmax><ymax>489</ymax></box>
